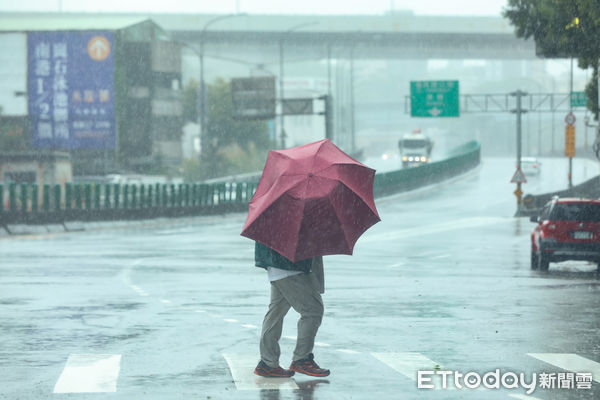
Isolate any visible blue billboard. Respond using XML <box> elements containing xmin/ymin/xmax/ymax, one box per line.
<box><xmin>28</xmin><ymin>31</ymin><xmax>115</xmax><ymax>149</ymax></box>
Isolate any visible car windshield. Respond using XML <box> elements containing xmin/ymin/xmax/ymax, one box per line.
<box><xmin>549</xmin><ymin>203</ymin><xmax>600</xmax><ymax>222</ymax></box>
<box><xmin>402</xmin><ymin>139</ymin><xmax>428</xmax><ymax>148</ymax></box>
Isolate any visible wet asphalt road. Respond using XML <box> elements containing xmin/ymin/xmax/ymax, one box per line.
<box><xmin>1</xmin><ymin>157</ymin><xmax>599</xmax><ymax>400</ymax></box>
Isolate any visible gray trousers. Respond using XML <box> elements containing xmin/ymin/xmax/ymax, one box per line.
<box><xmin>259</xmin><ymin>271</ymin><xmax>324</xmax><ymax>367</ymax></box>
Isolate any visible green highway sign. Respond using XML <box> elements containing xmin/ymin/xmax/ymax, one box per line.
<box><xmin>570</xmin><ymin>91</ymin><xmax>587</xmax><ymax>108</ymax></box>
<box><xmin>410</xmin><ymin>80</ymin><xmax>460</xmax><ymax>117</ymax></box>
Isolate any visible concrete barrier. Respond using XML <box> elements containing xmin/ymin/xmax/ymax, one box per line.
<box><xmin>518</xmin><ymin>175</ymin><xmax>600</xmax><ymax>217</ymax></box>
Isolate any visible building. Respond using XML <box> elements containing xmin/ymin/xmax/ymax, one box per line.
<box><xmin>0</xmin><ymin>14</ymin><xmax>184</xmax><ymax>176</ymax></box>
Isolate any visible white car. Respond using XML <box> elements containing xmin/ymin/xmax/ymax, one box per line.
<box><xmin>520</xmin><ymin>157</ymin><xmax>540</xmax><ymax>175</ymax></box>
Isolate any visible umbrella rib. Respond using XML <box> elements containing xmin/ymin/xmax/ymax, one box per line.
<box><xmin>313</xmin><ymin>162</ymin><xmax>374</xmax><ymax>176</ymax></box>
<box><xmin>327</xmin><ymin>183</ymin><xmax>353</xmax><ymax>250</ymax></box>
<box><xmin>310</xmin><ymin>140</ymin><xmax>328</xmax><ymax>174</ymax></box>
<box><xmin>293</xmin><ymin>194</ymin><xmax>307</xmax><ymax>261</ymax></box>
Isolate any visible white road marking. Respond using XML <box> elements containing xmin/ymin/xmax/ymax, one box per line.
<box><xmin>337</xmin><ymin>349</ymin><xmax>360</xmax><ymax>354</ymax></box>
<box><xmin>509</xmin><ymin>394</ymin><xmax>544</xmax><ymax>400</ymax></box>
<box><xmin>242</xmin><ymin>324</ymin><xmax>258</xmax><ymax>329</ymax></box>
<box><xmin>363</xmin><ymin>217</ymin><xmax>510</xmax><ymax>243</ymax></box>
<box><xmin>222</xmin><ymin>353</ymin><xmax>298</xmax><ymax>390</ymax></box>
<box><xmin>431</xmin><ymin>254</ymin><xmax>451</xmax><ymax>260</ymax></box>
<box><xmin>195</xmin><ymin>310</ymin><xmax>206</xmax><ymax>313</ymax></box>
<box><xmin>387</xmin><ymin>262</ymin><xmax>406</xmax><ymax>268</ymax></box>
<box><xmin>160</xmin><ymin>299</ymin><xmax>171</xmax><ymax>304</ymax></box>
<box><xmin>283</xmin><ymin>335</ymin><xmax>297</xmax><ymax>341</ymax></box>
<box><xmin>224</xmin><ymin>319</ymin><xmax>238</xmax><ymax>323</ymax></box>
<box><xmin>371</xmin><ymin>352</ymin><xmax>441</xmax><ymax>381</ymax></box>
<box><xmin>527</xmin><ymin>353</ymin><xmax>600</xmax><ymax>382</ymax></box>
<box><xmin>53</xmin><ymin>354</ymin><xmax>121</xmax><ymax>393</ymax></box>
<box><xmin>314</xmin><ymin>342</ymin><xmax>331</xmax><ymax>347</ymax></box>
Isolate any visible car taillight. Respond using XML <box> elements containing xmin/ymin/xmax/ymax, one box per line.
<box><xmin>533</xmin><ymin>164</ymin><xmax>538</xmax><ymax>168</ymax></box>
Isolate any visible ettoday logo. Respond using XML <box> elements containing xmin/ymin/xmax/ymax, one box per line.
<box><xmin>417</xmin><ymin>369</ymin><xmax>593</xmax><ymax>394</ymax></box>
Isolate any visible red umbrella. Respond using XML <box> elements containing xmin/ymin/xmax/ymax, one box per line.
<box><xmin>241</xmin><ymin>139</ymin><xmax>380</xmax><ymax>262</ymax></box>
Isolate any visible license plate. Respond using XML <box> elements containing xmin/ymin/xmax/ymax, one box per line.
<box><xmin>573</xmin><ymin>231</ymin><xmax>593</xmax><ymax>239</ymax></box>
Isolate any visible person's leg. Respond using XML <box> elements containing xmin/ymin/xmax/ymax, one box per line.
<box><xmin>259</xmin><ymin>282</ymin><xmax>291</xmax><ymax>367</ymax></box>
<box><xmin>272</xmin><ymin>272</ymin><xmax>324</xmax><ymax>362</ymax></box>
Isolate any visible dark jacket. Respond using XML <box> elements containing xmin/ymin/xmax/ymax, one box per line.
<box><xmin>254</xmin><ymin>242</ymin><xmax>312</xmax><ymax>272</ymax></box>
<box><xmin>254</xmin><ymin>242</ymin><xmax>325</xmax><ymax>294</ymax></box>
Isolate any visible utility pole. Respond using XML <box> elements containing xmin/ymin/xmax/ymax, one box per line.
<box><xmin>278</xmin><ymin>22</ymin><xmax>317</xmax><ymax>149</ymax></box>
<box><xmin>349</xmin><ymin>45</ymin><xmax>356</xmax><ymax>154</ymax></box>
<box><xmin>511</xmin><ymin>90</ymin><xmax>528</xmax><ymax>210</ymax></box>
<box><xmin>319</xmin><ymin>95</ymin><xmax>333</xmax><ymax>140</ymax></box>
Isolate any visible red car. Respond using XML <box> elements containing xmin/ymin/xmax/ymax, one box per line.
<box><xmin>530</xmin><ymin>197</ymin><xmax>600</xmax><ymax>271</ymax></box>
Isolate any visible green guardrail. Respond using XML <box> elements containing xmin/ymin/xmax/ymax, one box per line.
<box><xmin>0</xmin><ymin>141</ymin><xmax>479</xmax><ymax>225</ymax></box>
<box><xmin>373</xmin><ymin>140</ymin><xmax>480</xmax><ymax>197</ymax></box>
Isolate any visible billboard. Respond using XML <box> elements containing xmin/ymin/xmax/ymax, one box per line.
<box><xmin>28</xmin><ymin>31</ymin><xmax>115</xmax><ymax>149</ymax></box>
<box><xmin>231</xmin><ymin>77</ymin><xmax>276</xmax><ymax>120</ymax></box>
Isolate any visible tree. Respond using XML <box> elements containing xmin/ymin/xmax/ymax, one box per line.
<box><xmin>503</xmin><ymin>0</ymin><xmax>600</xmax><ymax>118</ymax></box>
<box><xmin>182</xmin><ymin>79</ymin><xmax>199</xmax><ymax>124</ymax></box>
<box><xmin>181</xmin><ymin>78</ymin><xmax>275</xmax><ymax>180</ymax></box>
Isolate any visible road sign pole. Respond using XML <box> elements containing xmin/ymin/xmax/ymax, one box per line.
<box><xmin>511</xmin><ymin>90</ymin><xmax>528</xmax><ymax>210</ymax></box>
<box><xmin>569</xmin><ymin>57</ymin><xmax>574</xmax><ymax>189</ymax></box>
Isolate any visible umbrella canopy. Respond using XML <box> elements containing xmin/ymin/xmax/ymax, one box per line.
<box><xmin>241</xmin><ymin>139</ymin><xmax>380</xmax><ymax>262</ymax></box>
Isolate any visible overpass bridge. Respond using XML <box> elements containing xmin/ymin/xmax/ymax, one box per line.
<box><xmin>146</xmin><ymin>12</ymin><xmax>536</xmax><ymax>64</ymax></box>
<box><xmin>0</xmin><ymin>11</ymin><xmax>536</xmax><ymax>64</ymax></box>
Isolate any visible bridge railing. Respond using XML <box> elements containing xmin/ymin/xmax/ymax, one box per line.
<box><xmin>0</xmin><ymin>141</ymin><xmax>480</xmax><ymax>226</ymax></box>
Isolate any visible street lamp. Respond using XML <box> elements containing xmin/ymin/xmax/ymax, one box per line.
<box><xmin>199</xmin><ymin>13</ymin><xmax>246</xmax><ymax>166</ymax></box>
<box><xmin>279</xmin><ymin>22</ymin><xmax>317</xmax><ymax>149</ymax></box>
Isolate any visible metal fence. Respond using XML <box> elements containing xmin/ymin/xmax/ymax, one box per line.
<box><xmin>0</xmin><ymin>141</ymin><xmax>480</xmax><ymax>226</ymax></box>
<box><xmin>0</xmin><ymin>181</ymin><xmax>258</xmax><ymax>225</ymax></box>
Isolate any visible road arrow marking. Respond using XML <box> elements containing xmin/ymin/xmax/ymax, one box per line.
<box><xmin>53</xmin><ymin>354</ymin><xmax>121</xmax><ymax>393</ymax></box>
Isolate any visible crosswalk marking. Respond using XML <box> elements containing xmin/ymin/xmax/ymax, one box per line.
<box><xmin>371</xmin><ymin>352</ymin><xmax>441</xmax><ymax>381</ymax></box>
<box><xmin>222</xmin><ymin>353</ymin><xmax>299</xmax><ymax>390</ymax></box>
<box><xmin>509</xmin><ymin>394</ymin><xmax>544</xmax><ymax>400</ymax></box>
<box><xmin>527</xmin><ymin>353</ymin><xmax>600</xmax><ymax>382</ymax></box>
<box><xmin>53</xmin><ymin>354</ymin><xmax>121</xmax><ymax>393</ymax></box>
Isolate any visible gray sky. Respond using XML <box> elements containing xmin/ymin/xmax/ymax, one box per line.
<box><xmin>0</xmin><ymin>0</ymin><xmax>508</xmax><ymax>16</ymax></box>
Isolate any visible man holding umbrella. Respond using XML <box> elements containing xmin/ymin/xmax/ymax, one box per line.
<box><xmin>241</xmin><ymin>139</ymin><xmax>380</xmax><ymax>379</ymax></box>
<box><xmin>253</xmin><ymin>242</ymin><xmax>328</xmax><ymax>377</ymax></box>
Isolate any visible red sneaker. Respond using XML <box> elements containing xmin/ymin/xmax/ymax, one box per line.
<box><xmin>289</xmin><ymin>353</ymin><xmax>330</xmax><ymax>377</ymax></box>
<box><xmin>254</xmin><ymin>361</ymin><xmax>295</xmax><ymax>378</ymax></box>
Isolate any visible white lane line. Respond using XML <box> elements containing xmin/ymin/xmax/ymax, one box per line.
<box><xmin>241</xmin><ymin>324</ymin><xmax>258</xmax><ymax>329</ymax></box>
<box><xmin>371</xmin><ymin>352</ymin><xmax>441</xmax><ymax>381</ymax></box>
<box><xmin>283</xmin><ymin>335</ymin><xmax>297</xmax><ymax>341</ymax></box>
<box><xmin>509</xmin><ymin>394</ymin><xmax>544</xmax><ymax>400</ymax></box>
<box><xmin>337</xmin><ymin>349</ymin><xmax>360</xmax><ymax>354</ymax></box>
<box><xmin>53</xmin><ymin>354</ymin><xmax>121</xmax><ymax>393</ymax></box>
<box><xmin>527</xmin><ymin>353</ymin><xmax>600</xmax><ymax>383</ymax></box>
<box><xmin>362</xmin><ymin>217</ymin><xmax>510</xmax><ymax>243</ymax></box>
<box><xmin>195</xmin><ymin>310</ymin><xmax>206</xmax><ymax>313</ymax></box>
<box><xmin>224</xmin><ymin>319</ymin><xmax>239</xmax><ymax>323</ymax></box>
<box><xmin>160</xmin><ymin>299</ymin><xmax>171</xmax><ymax>304</ymax></box>
<box><xmin>222</xmin><ymin>353</ymin><xmax>299</xmax><ymax>390</ymax></box>
<box><xmin>314</xmin><ymin>342</ymin><xmax>331</xmax><ymax>347</ymax></box>
<box><xmin>387</xmin><ymin>262</ymin><xmax>406</xmax><ymax>268</ymax></box>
